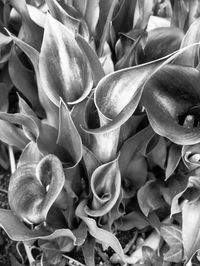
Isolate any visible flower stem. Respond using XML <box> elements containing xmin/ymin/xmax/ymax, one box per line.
<box><xmin>8</xmin><ymin>145</ymin><xmax>16</xmax><ymax>174</ymax></box>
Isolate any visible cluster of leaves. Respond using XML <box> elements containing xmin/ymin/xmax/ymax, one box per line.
<box><xmin>1</xmin><ymin>0</ymin><xmax>200</xmax><ymax>265</ymax></box>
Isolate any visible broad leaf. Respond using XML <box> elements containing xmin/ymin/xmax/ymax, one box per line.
<box><xmin>17</xmin><ymin>141</ymin><xmax>42</xmax><ymax>167</ymax></box>
<box><xmin>0</xmin><ymin>120</ymin><xmax>28</xmax><ymax>149</ymax></box>
<box><xmin>171</xmin><ymin>0</ymin><xmax>188</xmax><ymax>30</ymax></box>
<box><xmin>0</xmin><ymin>111</ymin><xmax>39</xmax><ymax>142</ymax></box>
<box><xmin>57</xmin><ymin>99</ymin><xmax>82</xmax><ymax>165</ymax></box>
<box><xmin>9</xmin><ymin>0</ymin><xmax>43</xmax><ymax>51</ymax></box>
<box><xmin>0</xmin><ymin>209</ymin><xmax>76</xmax><ymax>242</ymax></box>
<box><xmin>8</xmin><ymin>47</ymin><xmax>41</xmax><ymax>113</ymax></box>
<box><xmin>165</xmin><ymin>143</ymin><xmax>182</xmax><ymax>180</ymax></box>
<box><xmin>137</xmin><ymin>180</ymin><xmax>166</xmax><ymax>216</ymax></box>
<box><xmin>138</xmin><ymin>27</ymin><xmax>184</xmax><ymax>63</ymax></box>
<box><xmin>8</xmin><ymin>154</ymin><xmax>65</xmax><ymax>224</ymax></box>
<box><xmin>39</xmin><ymin>14</ymin><xmax>93</xmax><ymax>106</ymax></box>
<box><xmin>175</xmin><ymin>17</ymin><xmax>200</xmax><ymax>68</ymax></box>
<box><xmin>82</xmin><ymin>235</ymin><xmax>95</xmax><ymax>266</ymax></box>
<box><xmin>75</xmin><ymin>33</ymin><xmax>105</xmax><ymax>86</ymax></box>
<box><xmin>0</xmin><ymin>83</ymin><xmax>9</xmax><ymax>112</ymax></box>
<box><xmin>76</xmin><ymin>200</ymin><xmax>125</xmax><ymax>263</ymax></box>
<box><xmin>160</xmin><ymin>225</ymin><xmax>183</xmax><ymax>263</ymax></box>
<box><xmin>46</xmin><ymin>0</ymin><xmax>80</xmax><ymax>33</ymax></box>
<box><xmin>182</xmin><ymin>199</ymin><xmax>200</xmax><ymax>263</ymax></box>
<box><xmin>84</xmin><ymin>156</ymin><xmax>121</xmax><ymax>217</ymax></box>
<box><xmin>142</xmin><ymin>64</ymin><xmax>200</xmax><ymax>145</ymax></box>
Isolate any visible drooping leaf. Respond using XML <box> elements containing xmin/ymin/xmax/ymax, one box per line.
<box><xmin>57</xmin><ymin>99</ymin><xmax>82</xmax><ymax>165</ymax></box>
<box><xmin>137</xmin><ymin>180</ymin><xmax>166</xmax><ymax>216</ymax></box>
<box><xmin>0</xmin><ymin>120</ymin><xmax>28</xmax><ymax>149</ymax></box>
<box><xmin>160</xmin><ymin>225</ymin><xmax>183</xmax><ymax>263</ymax></box>
<box><xmin>9</xmin><ymin>0</ymin><xmax>43</xmax><ymax>51</ymax></box>
<box><xmin>165</xmin><ymin>143</ymin><xmax>182</xmax><ymax>180</ymax></box>
<box><xmin>0</xmin><ymin>111</ymin><xmax>39</xmax><ymax>142</ymax></box>
<box><xmin>8</xmin><ymin>154</ymin><xmax>65</xmax><ymax>224</ymax></box>
<box><xmin>142</xmin><ymin>64</ymin><xmax>200</xmax><ymax>145</ymax></box>
<box><xmin>76</xmin><ymin>200</ymin><xmax>125</xmax><ymax>263</ymax></box>
<box><xmin>39</xmin><ymin>14</ymin><xmax>93</xmax><ymax>106</ymax></box>
<box><xmin>0</xmin><ymin>209</ymin><xmax>76</xmax><ymax>242</ymax></box>
<box><xmin>84</xmin><ymin>156</ymin><xmax>121</xmax><ymax>217</ymax></box>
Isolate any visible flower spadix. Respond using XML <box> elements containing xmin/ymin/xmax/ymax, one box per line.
<box><xmin>8</xmin><ymin>154</ymin><xmax>65</xmax><ymax>224</ymax></box>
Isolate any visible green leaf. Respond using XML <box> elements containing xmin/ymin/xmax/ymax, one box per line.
<box><xmin>10</xmin><ymin>0</ymin><xmax>43</xmax><ymax>51</ymax></box>
<box><xmin>165</xmin><ymin>143</ymin><xmax>182</xmax><ymax>180</ymax></box>
<box><xmin>8</xmin><ymin>47</ymin><xmax>41</xmax><ymax>112</ymax></box>
<box><xmin>175</xmin><ymin>17</ymin><xmax>200</xmax><ymax>68</ymax></box>
<box><xmin>39</xmin><ymin>14</ymin><xmax>93</xmax><ymax>106</ymax></box>
<box><xmin>75</xmin><ymin>33</ymin><xmax>105</xmax><ymax>86</ymax></box>
<box><xmin>182</xmin><ymin>198</ymin><xmax>200</xmax><ymax>262</ymax></box>
<box><xmin>0</xmin><ymin>32</ymin><xmax>12</xmax><ymax>63</ymax></box>
<box><xmin>27</xmin><ymin>4</ymin><xmax>46</xmax><ymax>28</ymax></box>
<box><xmin>0</xmin><ymin>111</ymin><xmax>39</xmax><ymax>142</ymax></box>
<box><xmin>119</xmin><ymin>127</ymin><xmax>153</xmax><ymax>197</ymax></box>
<box><xmin>142</xmin><ymin>246</ymin><xmax>164</xmax><ymax>265</ymax></box>
<box><xmin>133</xmin><ymin>0</ymin><xmax>154</xmax><ymax>30</ymax></box>
<box><xmin>160</xmin><ymin>225</ymin><xmax>183</xmax><ymax>263</ymax></box>
<box><xmin>17</xmin><ymin>141</ymin><xmax>42</xmax><ymax>167</ymax></box>
<box><xmin>85</xmin><ymin>156</ymin><xmax>121</xmax><ymax>217</ymax></box>
<box><xmin>0</xmin><ymin>83</ymin><xmax>9</xmax><ymax>112</ymax></box>
<box><xmin>57</xmin><ymin>99</ymin><xmax>82</xmax><ymax>165</ymax></box>
<box><xmin>98</xmin><ymin>0</ymin><xmax>118</xmax><ymax>56</ymax></box>
<box><xmin>46</xmin><ymin>0</ymin><xmax>80</xmax><ymax>33</ymax></box>
<box><xmin>0</xmin><ymin>120</ymin><xmax>28</xmax><ymax>149</ymax></box>
<box><xmin>171</xmin><ymin>0</ymin><xmax>188</xmax><ymax>30</ymax></box>
<box><xmin>82</xmin><ymin>235</ymin><xmax>95</xmax><ymax>266</ymax></box>
<box><xmin>8</xmin><ymin>32</ymin><xmax>59</xmax><ymax>128</ymax></box>
<box><xmin>76</xmin><ymin>200</ymin><xmax>125</xmax><ymax>263</ymax></box>
<box><xmin>138</xmin><ymin>27</ymin><xmax>184</xmax><ymax>63</ymax></box>
<box><xmin>137</xmin><ymin>180</ymin><xmax>166</xmax><ymax>216</ymax></box>
<box><xmin>8</xmin><ymin>154</ymin><xmax>65</xmax><ymax>224</ymax></box>
<box><xmin>9</xmin><ymin>0</ymin><xmax>43</xmax><ymax>51</ymax></box>
<box><xmin>85</xmin><ymin>0</ymin><xmax>100</xmax><ymax>34</ymax></box>
<box><xmin>0</xmin><ymin>209</ymin><xmax>76</xmax><ymax>242</ymax></box>
<box><xmin>142</xmin><ymin>64</ymin><xmax>200</xmax><ymax>145</ymax></box>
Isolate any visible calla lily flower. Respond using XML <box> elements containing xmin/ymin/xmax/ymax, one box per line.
<box><xmin>142</xmin><ymin>64</ymin><xmax>200</xmax><ymax>145</ymax></box>
<box><xmin>8</xmin><ymin>154</ymin><xmax>66</xmax><ymax>224</ymax></box>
